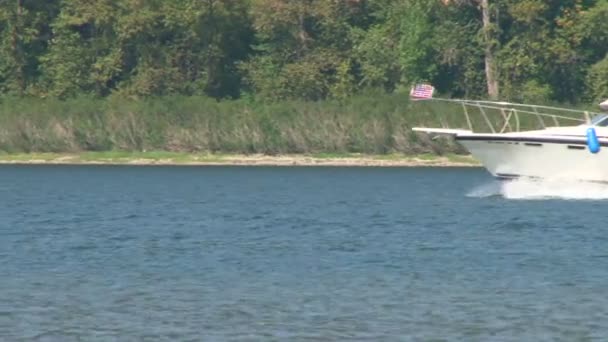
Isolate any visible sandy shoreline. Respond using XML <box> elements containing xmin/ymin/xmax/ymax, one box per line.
<box><xmin>0</xmin><ymin>153</ymin><xmax>482</xmax><ymax>167</ymax></box>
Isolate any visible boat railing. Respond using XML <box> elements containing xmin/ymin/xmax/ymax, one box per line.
<box><xmin>414</xmin><ymin>97</ymin><xmax>600</xmax><ymax>134</ymax></box>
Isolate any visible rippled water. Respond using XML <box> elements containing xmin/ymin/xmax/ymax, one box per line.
<box><xmin>1</xmin><ymin>165</ymin><xmax>607</xmax><ymax>341</ymax></box>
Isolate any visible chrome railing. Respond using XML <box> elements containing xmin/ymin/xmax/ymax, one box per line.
<box><xmin>418</xmin><ymin>98</ymin><xmax>598</xmax><ymax>134</ymax></box>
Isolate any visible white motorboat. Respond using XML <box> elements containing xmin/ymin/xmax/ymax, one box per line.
<box><xmin>410</xmin><ymin>85</ymin><xmax>608</xmax><ymax>183</ymax></box>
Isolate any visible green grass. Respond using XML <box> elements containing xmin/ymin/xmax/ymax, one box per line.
<box><xmin>78</xmin><ymin>150</ymin><xmax>192</xmax><ymax>161</ymax></box>
<box><xmin>371</xmin><ymin>153</ymin><xmax>407</xmax><ymax>160</ymax></box>
<box><xmin>445</xmin><ymin>153</ymin><xmax>479</xmax><ymax>164</ymax></box>
<box><xmin>0</xmin><ymin>152</ymin><xmax>63</xmax><ymax>161</ymax></box>
<box><xmin>411</xmin><ymin>153</ymin><xmax>438</xmax><ymax>161</ymax></box>
<box><xmin>308</xmin><ymin>152</ymin><xmax>364</xmax><ymax>159</ymax></box>
<box><xmin>0</xmin><ymin>93</ymin><xmax>588</xmax><ymax>157</ymax></box>
<box><xmin>76</xmin><ymin>151</ymin><xmax>230</xmax><ymax>163</ymax></box>
<box><xmin>0</xmin><ymin>93</ymin><xmax>452</xmax><ymax>155</ymax></box>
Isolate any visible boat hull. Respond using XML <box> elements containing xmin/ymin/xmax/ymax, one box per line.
<box><xmin>456</xmin><ymin>136</ymin><xmax>608</xmax><ymax>183</ymax></box>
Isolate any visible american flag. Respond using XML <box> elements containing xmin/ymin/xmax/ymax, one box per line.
<box><xmin>410</xmin><ymin>83</ymin><xmax>435</xmax><ymax>100</ymax></box>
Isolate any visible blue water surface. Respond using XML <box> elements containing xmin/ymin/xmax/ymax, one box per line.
<box><xmin>0</xmin><ymin>165</ymin><xmax>606</xmax><ymax>341</ymax></box>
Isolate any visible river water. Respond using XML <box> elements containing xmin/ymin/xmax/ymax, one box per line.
<box><xmin>1</xmin><ymin>165</ymin><xmax>606</xmax><ymax>341</ymax></box>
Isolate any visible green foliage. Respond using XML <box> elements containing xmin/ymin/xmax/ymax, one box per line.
<box><xmin>240</xmin><ymin>0</ymin><xmax>362</xmax><ymax>101</ymax></box>
<box><xmin>520</xmin><ymin>80</ymin><xmax>553</xmax><ymax>103</ymax></box>
<box><xmin>0</xmin><ymin>0</ymin><xmax>605</xmax><ymax>106</ymax></box>
<box><xmin>585</xmin><ymin>55</ymin><xmax>608</xmax><ymax>102</ymax></box>
<box><xmin>0</xmin><ymin>1</ymin><xmax>59</xmax><ymax>95</ymax></box>
<box><xmin>38</xmin><ymin>29</ymin><xmax>95</xmax><ymax>98</ymax></box>
<box><xmin>395</xmin><ymin>0</ymin><xmax>438</xmax><ymax>85</ymax></box>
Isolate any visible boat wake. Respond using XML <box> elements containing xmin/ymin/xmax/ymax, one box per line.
<box><xmin>467</xmin><ymin>178</ymin><xmax>608</xmax><ymax>200</ymax></box>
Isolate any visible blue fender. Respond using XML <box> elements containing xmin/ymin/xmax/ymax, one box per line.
<box><xmin>587</xmin><ymin>127</ymin><xmax>600</xmax><ymax>154</ymax></box>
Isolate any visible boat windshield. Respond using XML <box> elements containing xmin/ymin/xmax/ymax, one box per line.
<box><xmin>591</xmin><ymin>114</ymin><xmax>608</xmax><ymax>126</ymax></box>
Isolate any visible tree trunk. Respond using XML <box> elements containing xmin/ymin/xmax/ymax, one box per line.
<box><xmin>11</xmin><ymin>0</ymin><xmax>25</xmax><ymax>95</ymax></box>
<box><xmin>480</xmin><ymin>0</ymin><xmax>499</xmax><ymax>100</ymax></box>
<box><xmin>297</xmin><ymin>5</ymin><xmax>308</xmax><ymax>55</ymax></box>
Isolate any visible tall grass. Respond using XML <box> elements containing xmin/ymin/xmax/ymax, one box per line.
<box><xmin>0</xmin><ymin>94</ymin><xmax>593</xmax><ymax>155</ymax></box>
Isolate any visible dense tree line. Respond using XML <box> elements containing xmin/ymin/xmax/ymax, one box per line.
<box><xmin>1</xmin><ymin>0</ymin><xmax>607</xmax><ymax>104</ymax></box>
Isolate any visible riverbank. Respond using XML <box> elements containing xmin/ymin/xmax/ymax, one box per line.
<box><xmin>0</xmin><ymin>152</ymin><xmax>481</xmax><ymax>167</ymax></box>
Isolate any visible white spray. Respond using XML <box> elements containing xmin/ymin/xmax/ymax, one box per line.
<box><xmin>467</xmin><ymin>178</ymin><xmax>608</xmax><ymax>200</ymax></box>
